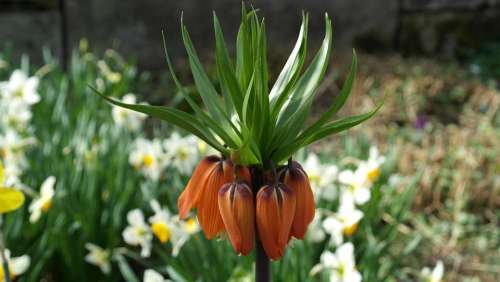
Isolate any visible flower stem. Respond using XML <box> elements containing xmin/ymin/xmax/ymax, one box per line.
<box><xmin>0</xmin><ymin>219</ymin><xmax>11</xmax><ymax>282</ymax></box>
<box><xmin>252</xmin><ymin>166</ymin><xmax>271</xmax><ymax>282</ymax></box>
<box><xmin>255</xmin><ymin>236</ymin><xmax>270</xmax><ymax>282</ymax></box>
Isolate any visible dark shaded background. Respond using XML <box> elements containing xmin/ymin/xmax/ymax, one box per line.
<box><xmin>1</xmin><ymin>0</ymin><xmax>500</xmax><ymax>70</ymax></box>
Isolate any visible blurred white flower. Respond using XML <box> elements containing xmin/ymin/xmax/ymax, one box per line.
<box><xmin>0</xmin><ymin>249</ymin><xmax>30</xmax><ymax>280</ymax></box>
<box><xmin>303</xmin><ymin>153</ymin><xmax>338</xmax><ymax>200</ymax></box>
<box><xmin>0</xmin><ymin>70</ymin><xmax>40</xmax><ymax>105</ymax></box>
<box><xmin>0</xmin><ymin>100</ymin><xmax>33</xmax><ymax>130</ymax></box>
<box><xmin>310</xmin><ymin>242</ymin><xmax>361</xmax><ymax>282</ymax></box>
<box><xmin>29</xmin><ymin>176</ymin><xmax>56</xmax><ymax>223</ymax></box>
<box><xmin>196</xmin><ymin>139</ymin><xmax>218</xmax><ymax>156</ymax></box>
<box><xmin>0</xmin><ymin>130</ymin><xmax>34</xmax><ymax>172</ymax></box>
<box><xmin>123</xmin><ymin>209</ymin><xmax>152</xmax><ymax>257</ymax></box>
<box><xmin>322</xmin><ymin>202</ymin><xmax>363</xmax><ymax>246</ymax></box>
<box><xmin>111</xmin><ymin>94</ymin><xmax>146</xmax><ymax>131</ymax></box>
<box><xmin>164</xmin><ymin>133</ymin><xmax>199</xmax><ymax>175</ymax></box>
<box><xmin>421</xmin><ymin>260</ymin><xmax>444</xmax><ymax>282</ymax></box>
<box><xmin>85</xmin><ymin>243</ymin><xmax>111</xmax><ymax>275</ymax></box>
<box><xmin>148</xmin><ymin>200</ymin><xmax>198</xmax><ymax>256</ymax></box>
<box><xmin>360</xmin><ymin>146</ymin><xmax>385</xmax><ymax>183</ymax></box>
<box><xmin>338</xmin><ymin>166</ymin><xmax>371</xmax><ymax>206</ymax></box>
<box><xmin>149</xmin><ymin>200</ymin><xmax>172</xmax><ymax>244</ymax></box>
<box><xmin>144</xmin><ymin>269</ymin><xmax>172</xmax><ymax>282</ymax></box>
<box><xmin>129</xmin><ymin>138</ymin><xmax>166</xmax><ymax>181</ymax></box>
<box><xmin>306</xmin><ymin>210</ymin><xmax>326</xmax><ymax>243</ymax></box>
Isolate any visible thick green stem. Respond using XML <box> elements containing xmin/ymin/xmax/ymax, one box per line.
<box><xmin>252</xmin><ymin>166</ymin><xmax>271</xmax><ymax>282</ymax></box>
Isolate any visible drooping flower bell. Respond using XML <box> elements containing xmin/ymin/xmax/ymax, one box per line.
<box><xmin>256</xmin><ymin>182</ymin><xmax>296</xmax><ymax>260</ymax></box>
<box><xmin>281</xmin><ymin>160</ymin><xmax>315</xmax><ymax>239</ymax></box>
<box><xmin>218</xmin><ymin>181</ymin><xmax>255</xmax><ymax>255</ymax></box>
<box><xmin>177</xmin><ymin>156</ymin><xmax>251</xmax><ymax>239</ymax></box>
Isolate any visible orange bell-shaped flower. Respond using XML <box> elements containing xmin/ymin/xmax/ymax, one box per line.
<box><xmin>282</xmin><ymin>160</ymin><xmax>315</xmax><ymax>239</ymax></box>
<box><xmin>178</xmin><ymin>155</ymin><xmax>221</xmax><ymax>219</ymax></box>
<box><xmin>196</xmin><ymin>159</ymin><xmax>235</xmax><ymax>239</ymax></box>
<box><xmin>218</xmin><ymin>181</ymin><xmax>255</xmax><ymax>255</ymax></box>
<box><xmin>256</xmin><ymin>183</ymin><xmax>296</xmax><ymax>260</ymax></box>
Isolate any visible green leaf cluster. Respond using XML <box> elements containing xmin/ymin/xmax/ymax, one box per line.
<box><xmin>94</xmin><ymin>5</ymin><xmax>381</xmax><ymax>166</ymax></box>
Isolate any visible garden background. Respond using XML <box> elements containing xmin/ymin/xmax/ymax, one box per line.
<box><xmin>0</xmin><ymin>0</ymin><xmax>498</xmax><ymax>281</ymax></box>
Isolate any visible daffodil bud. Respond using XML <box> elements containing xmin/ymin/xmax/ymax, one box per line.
<box><xmin>282</xmin><ymin>160</ymin><xmax>315</xmax><ymax>239</ymax></box>
<box><xmin>177</xmin><ymin>155</ymin><xmax>221</xmax><ymax>219</ymax></box>
<box><xmin>256</xmin><ymin>183</ymin><xmax>296</xmax><ymax>260</ymax></box>
<box><xmin>218</xmin><ymin>181</ymin><xmax>255</xmax><ymax>255</ymax></box>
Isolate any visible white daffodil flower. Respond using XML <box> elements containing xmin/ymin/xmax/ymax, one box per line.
<box><xmin>123</xmin><ymin>209</ymin><xmax>153</xmax><ymax>257</ymax></box>
<box><xmin>338</xmin><ymin>166</ymin><xmax>371</xmax><ymax>206</ymax></box>
<box><xmin>0</xmin><ymin>100</ymin><xmax>33</xmax><ymax>130</ymax></box>
<box><xmin>322</xmin><ymin>202</ymin><xmax>363</xmax><ymax>246</ymax></box>
<box><xmin>0</xmin><ymin>130</ymin><xmax>34</xmax><ymax>172</ymax></box>
<box><xmin>111</xmin><ymin>94</ymin><xmax>146</xmax><ymax>131</ymax></box>
<box><xmin>149</xmin><ymin>200</ymin><xmax>173</xmax><ymax>244</ymax></box>
<box><xmin>303</xmin><ymin>153</ymin><xmax>339</xmax><ymax>200</ymax></box>
<box><xmin>84</xmin><ymin>243</ymin><xmax>111</xmax><ymax>275</ymax></box>
<box><xmin>29</xmin><ymin>176</ymin><xmax>56</xmax><ymax>223</ymax></box>
<box><xmin>360</xmin><ymin>146</ymin><xmax>385</xmax><ymax>183</ymax></box>
<box><xmin>163</xmin><ymin>133</ymin><xmax>199</xmax><ymax>175</ymax></box>
<box><xmin>148</xmin><ymin>200</ymin><xmax>198</xmax><ymax>256</ymax></box>
<box><xmin>0</xmin><ymin>249</ymin><xmax>30</xmax><ymax>280</ymax></box>
<box><xmin>306</xmin><ymin>210</ymin><xmax>326</xmax><ymax>243</ymax></box>
<box><xmin>0</xmin><ymin>70</ymin><xmax>40</xmax><ymax>106</ymax></box>
<box><xmin>129</xmin><ymin>138</ymin><xmax>166</xmax><ymax>181</ymax></box>
<box><xmin>144</xmin><ymin>269</ymin><xmax>172</xmax><ymax>282</ymax></box>
<box><xmin>421</xmin><ymin>260</ymin><xmax>444</xmax><ymax>282</ymax></box>
<box><xmin>310</xmin><ymin>242</ymin><xmax>361</xmax><ymax>282</ymax></box>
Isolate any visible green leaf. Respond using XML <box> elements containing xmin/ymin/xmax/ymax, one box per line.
<box><xmin>213</xmin><ymin>13</ymin><xmax>244</xmax><ymax>118</ymax></box>
<box><xmin>161</xmin><ymin>31</ymin><xmax>240</xmax><ymax>149</ymax></box>
<box><xmin>272</xmin><ymin>102</ymin><xmax>382</xmax><ymax>162</ymax></box>
<box><xmin>114</xmin><ymin>254</ymin><xmax>140</xmax><ymax>282</ymax></box>
<box><xmin>269</xmin><ymin>13</ymin><xmax>308</xmax><ymax>114</ymax></box>
<box><xmin>90</xmin><ymin>86</ymin><xmax>228</xmax><ymax>154</ymax></box>
<box><xmin>300</xmin><ymin>49</ymin><xmax>357</xmax><ymax>138</ymax></box>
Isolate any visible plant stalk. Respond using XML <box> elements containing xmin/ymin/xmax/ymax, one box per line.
<box><xmin>252</xmin><ymin>166</ymin><xmax>270</xmax><ymax>282</ymax></box>
<box><xmin>0</xmin><ymin>219</ymin><xmax>11</xmax><ymax>282</ymax></box>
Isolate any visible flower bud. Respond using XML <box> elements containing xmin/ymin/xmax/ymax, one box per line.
<box><xmin>218</xmin><ymin>181</ymin><xmax>255</xmax><ymax>255</ymax></box>
<box><xmin>256</xmin><ymin>183</ymin><xmax>296</xmax><ymax>260</ymax></box>
<box><xmin>178</xmin><ymin>155</ymin><xmax>221</xmax><ymax>219</ymax></box>
<box><xmin>282</xmin><ymin>160</ymin><xmax>315</xmax><ymax>239</ymax></box>
<box><xmin>197</xmin><ymin>159</ymin><xmax>234</xmax><ymax>239</ymax></box>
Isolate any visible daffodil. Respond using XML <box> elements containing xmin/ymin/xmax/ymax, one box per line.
<box><xmin>84</xmin><ymin>243</ymin><xmax>111</xmax><ymax>275</ymax></box>
<box><xmin>310</xmin><ymin>242</ymin><xmax>361</xmax><ymax>282</ymax></box>
<box><xmin>360</xmin><ymin>146</ymin><xmax>385</xmax><ymax>183</ymax></box>
<box><xmin>0</xmin><ymin>162</ymin><xmax>24</xmax><ymax>214</ymax></box>
<box><xmin>322</xmin><ymin>201</ymin><xmax>363</xmax><ymax>246</ymax></box>
<box><xmin>421</xmin><ymin>260</ymin><xmax>444</xmax><ymax>282</ymax></box>
<box><xmin>0</xmin><ymin>249</ymin><xmax>30</xmax><ymax>281</ymax></box>
<box><xmin>149</xmin><ymin>200</ymin><xmax>172</xmax><ymax>244</ymax></box>
<box><xmin>111</xmin><ymin>94</ymin><xmax>146</xmax><ymax>131</ymax></box>
<box><xmin>0</xmin><ymin>100</ymin><xmax>33</xmax><ymax>130</ymax></box>
<box><xmin>29</xmin><ymin>176</ymin><xmax>56</xmax><ymax>223</ymax></box>
<box><xmin>122</xmin><ymin>209</ymin><xmax>152</xmax><ymax>257</ymax></box>
<box><xmin>163</xmin><ymin>132</ymin><xmax>199</xmax><ymax>175</ymax></box>
<box><xmin>129</xmin><ymin>138</ymin><xmax>166</xmax><ymax>181</ymax></box>
<box><xmin>306</xmin><ymin>210</ymin><xmax>326</xmax><ymax>243</ymax></box>
<box><xmin>303</xmin><ymin>153</ymin><xmax>338</xmax><ymax>201</ymax></box>
<box><xmin>0</xmin><ymin>69</ymin><xmax>40</xmax><ymax>106</ymax></box>
<box><xmin>338</xmin><ymin>166</ymin><xmax>371</xmax><ymax>206</ymax></box>
<box><xmin>144</xmin><ymin>269</ymin><xmax>172</xmax><ymax>282</ymax></box>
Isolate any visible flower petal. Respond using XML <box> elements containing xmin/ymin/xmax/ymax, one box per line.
<box><xmin>178</xmin><ymin>156</ymin><xmax>220</xmax><ymax>219</ymax></box>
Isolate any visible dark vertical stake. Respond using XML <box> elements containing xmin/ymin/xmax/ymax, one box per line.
<box><xmin>252</xmin><ymin>166</ymin><xmax>270</xmax><ymax>282</ymax></box>
<box><xmin>59</xmin><ymin>0</ymin><xmax>68</xmax><ymax>71</ymax></box>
